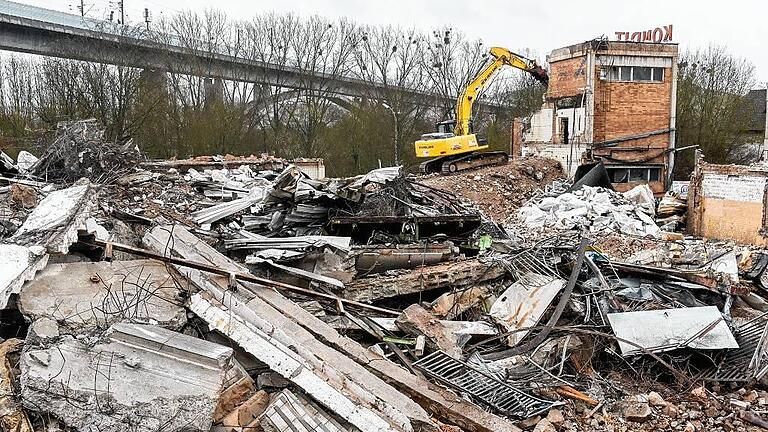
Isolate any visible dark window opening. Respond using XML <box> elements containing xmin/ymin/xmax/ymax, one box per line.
<box><xmin>633</xmin><ymin>67</ymin><xmax>652</xmax><ymax>81</ymax></box>
<box><xmin>649</xmin><ymin>168</ymin><xmax>661</xmax><ymax>181</ymax></box>
<box><xmin>606</xmin><ymin>166</ymin><xmax>663</xmax><ymax>183</ymax></box>
<box><xmin>610</xmin><ymin>168</ymin><xmax>629</xmax><ymax>183</ymax></box>
<box><xmin>560</xmin><ymin>117</ymin><xmax>569</xmax><ymax>144</ymax></box>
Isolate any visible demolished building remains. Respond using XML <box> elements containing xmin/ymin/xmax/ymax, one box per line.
<box><xmin>516</xmin><ymin>40</ymin><xmax>679</xmax><ymax>194</ymax></box>
<box><xmin>4</xmin><ymin>109</ymin><xmax>768</xmax><ymax>432</ymax></box>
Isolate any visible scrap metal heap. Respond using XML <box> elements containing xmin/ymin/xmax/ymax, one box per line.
<box><xmin>2</xmin><ymin>121</ymin><xmax>768</xmax><ymax>432</ymax></box>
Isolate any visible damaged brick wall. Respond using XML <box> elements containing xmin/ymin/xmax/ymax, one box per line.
<box><xmin>687</xmin><ymin>158</ymin><xmax>768</xmax><ymax>246</ymax></box>
<box><xmin>546</xmin><ymin>56</ymin><xmax>587</xmax><ymax>100</ymax></box>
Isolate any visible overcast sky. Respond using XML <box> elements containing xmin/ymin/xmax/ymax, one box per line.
<box><xmin>13</xmin><ymin>0</ymin><xmax>768</xmax><ymax>85</ymax></box>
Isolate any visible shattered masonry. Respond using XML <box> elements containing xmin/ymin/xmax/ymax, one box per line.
<box><xmin>4</xmin><ymin>114</ymin><xmax>768</xmax><ymax>432</ymax></box>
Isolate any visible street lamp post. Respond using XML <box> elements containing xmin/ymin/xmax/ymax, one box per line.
<box><xmin>382</xmin><ymin>103</ymin><xmax>399</xmax><ymax>166</ymax></box>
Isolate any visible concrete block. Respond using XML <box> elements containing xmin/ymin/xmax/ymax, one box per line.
<box><xmin>19</xmin><ymin>259</ymin><xmax>186</xmax><ymax>330</ymax></box>
<box><xmin>21</xmin><ymin>323</ymin><xmax>233</xmax><ymax>432</ymax></box>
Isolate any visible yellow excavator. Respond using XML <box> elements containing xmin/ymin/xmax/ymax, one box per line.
<box><xmin>415</xmin><ymin>47</ymin><xmax>549</xmax><ymax>174</ymax></box>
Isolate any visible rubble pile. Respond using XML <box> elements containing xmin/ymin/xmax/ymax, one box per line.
<box><xmin>30</xmin><ymin>119</ymin><xmax>142</xmax><ymax>184</ymax></box>
<box><xmin>516</xmin><ymin>184</ymin><xmax>661</xmax><ymax>238</ymax></box>
<box><xmin>420</xmin><ymin>157</ymin><xmax>563</xmax><ymax>222</ymax></box>
<box><xmin>657</xmin><ymin>191</ymin><xmax>688</xmax><ymax>231</ymax></box>
<box><xmin>4</xmin><ymin>125</ymin><xmax>768</xmax><ymax>432</ymax></box>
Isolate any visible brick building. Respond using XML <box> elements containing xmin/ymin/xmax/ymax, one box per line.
<box><xmin>517</xmin><ymin>39</ymin><xmax>679</xmax><ymax>194</ymax></box>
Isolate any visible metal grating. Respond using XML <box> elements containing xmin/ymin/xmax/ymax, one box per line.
<box><xmin>414</xmin><ymin>350</ymin><xmax>560</xmax><ymax>418</ymax></box>
<box><xmin>694</xmin><ymin>313</ymin><xmax>768</xmax><ymax>382</ymax></box>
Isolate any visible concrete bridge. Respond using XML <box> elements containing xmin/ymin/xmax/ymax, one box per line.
<box><xmin>0</xmin><ymin>0</ymin><xmax>507</xmax><ymax>111</ymax></box>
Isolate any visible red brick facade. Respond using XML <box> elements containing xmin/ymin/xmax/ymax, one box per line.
<box><xmin>539</xmin><ymin>41</ymin><xmax>678</xmax><ymax>194</ymax></box>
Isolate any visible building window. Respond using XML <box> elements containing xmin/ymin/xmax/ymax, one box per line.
<box><xmin>633</xmin><ymin>67</ymin><xmax>652</xmax><ymax>81</ymax></box>
<box><xmin>607</xmin><ymin>166</ymin><xmax>663</xmax><ymax>183</ymax></box>
<box><xmin>605</xmin><ymin>66</ymin><xmax>665</xmax><ymax>82</ymax></box>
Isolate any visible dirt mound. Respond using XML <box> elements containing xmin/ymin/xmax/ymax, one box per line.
<box><xmin>419</xmin><ymin>157</ymin><xmax>564</xmax><ymax>222</ymax></box>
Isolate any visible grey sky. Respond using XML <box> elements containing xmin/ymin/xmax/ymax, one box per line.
<box><xmin>13</xmin><ymin>0</ymin><xmax>768</xmax><ymax>85</ymax></box>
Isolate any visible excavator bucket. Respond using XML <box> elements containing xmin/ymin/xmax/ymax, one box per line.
<box><xmin>530</xmin><ymin>65</ymin><xmax>549</xmax><ymax>87</ymax></box>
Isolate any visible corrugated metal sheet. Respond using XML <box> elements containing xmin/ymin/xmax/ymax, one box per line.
<box><xmin>695</xmin><ymin>313</ymin><xmax>768</xmax><ymax>382</ymax></box>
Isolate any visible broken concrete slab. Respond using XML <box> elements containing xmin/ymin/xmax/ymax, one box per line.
<box><xmin>396</xmin><ymin>304</ymin><xmax>466</xmax><ymax>358</ymax></box>
<box><xmin>190</xmin><ymin>291</ymin><xmax>407</xmax><ymax>432</ymax></box>
<box><xmin>144</xmin><ymin>225</ymin><xmax>521</xmax><ymax>432</ymax></box>
<box><xmin>25</xmin><ymin>317</ymin><xmax>60</xmax><ymax>345</ymax></box>
<box><xmin>1</xmin><ymin>181</ymin><xmax>95</xmax><ymax>309</ymax></box>
<box><xmin>344</xmin><ymin>258</ymin><xmax>505</xmax><ymax>302</ymax></box>
<box><xmin>0</xmin><ymin>244</ymin><xmax>48</xmax><ymax>309</ymax></box>
<box><xmin>18</xmin><ymin>259</ymin><xmax>186</xmax><ymax>330</ymax></box>
<box><xmin>607</xmin><ymin>306</ymin><xmax>739</xmax><ymax>356</ymax></box>
<box><xmin>143</xmin><ymin>225</ymin><xmax>425</xmax><ymax>432</ymax></box>
<box><xmin>10</xmin><ymin>180</ymin><xmax>93</xmax><ymax>253</ymax></box>
<box><xmin>21</xmin><ymin>322</ymin><xmax>234</xmax><ymax>432</ymax></box>
<box><xmin>251</xmin><ymin>279</ymin><xmax>522</xmax><ymax>432</ymax></box>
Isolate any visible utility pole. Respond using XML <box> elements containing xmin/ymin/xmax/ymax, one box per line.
<box><xmin>79</xmin><ymin>0</ymin><xmax>84</xmax><ymax>16</ymax></box>
<box><xmin>143</xmin><ymin>8</ymin><xmax>151</xmax><ymax>30</ymax></box>
<box><xmin>382</xmin><ymin>103</ymin><xmax>399</xmax><ymax>166</ymax></box>
<box><xmin>119</xmin><ymin>0</ymin><xmax>124</xmax><ymax>25</ymax></box>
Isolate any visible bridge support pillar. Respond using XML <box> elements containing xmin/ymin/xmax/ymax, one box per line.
<box><xmin>139</xmin><ymin>68</ymin><xmax>168</xmax><ymax>98</ymax></box>
<box><xmin>204</xmin><ymin>77</ymin><xmax>224</xmax><ymax>107</ymax></box>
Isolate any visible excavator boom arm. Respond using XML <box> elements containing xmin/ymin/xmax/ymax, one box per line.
<box><xmin>454</xmin><ymin>47</ymin><xmax>548</xmax><ymax>136</ymax></box>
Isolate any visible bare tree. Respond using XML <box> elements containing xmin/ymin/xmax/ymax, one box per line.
<box><xmin>674</xmin><ymin>44</ymin><xmax>756</xmax><ymax>177</ymax></box>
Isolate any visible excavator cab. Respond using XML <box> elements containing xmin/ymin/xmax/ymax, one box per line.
<box><xmin>436</xmin><ymin>120</ymin><xmax>456</xmax><ymax>134</ymax></box>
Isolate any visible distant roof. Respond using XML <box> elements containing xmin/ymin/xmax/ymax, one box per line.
<box><xmin>744</xmin><ymin>89</ymin><xmax>767</xmax><ymax>132</ymax></box>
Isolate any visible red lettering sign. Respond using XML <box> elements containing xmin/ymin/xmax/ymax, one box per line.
<box><xmin>614</xmin><ymin>25</ymin><xmax>673</xmax><ymax>43</ymax></box>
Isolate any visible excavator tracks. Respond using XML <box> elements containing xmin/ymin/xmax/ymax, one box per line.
<box><xmin>419</xmin><ymin>151</ymin><xmax>509</xmax><ymax>175</ymax></box>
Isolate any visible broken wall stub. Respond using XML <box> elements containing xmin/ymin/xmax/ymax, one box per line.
<box><xmin>21</xmin><ymin>323</ymin><xmax>233</xmax><ymax>432</ymax></box>
<box><xmin>522</xmin><ymin>41</ymin><xmax>678</xmax><ymax>193</ymax></box>
<box><xmin>18</xmin><ymin>259</ymin><xmax>186</xmax><ymax>330</ymax></box>
<box><xmin>687</xmin><ymin>160</ymin><xmax>768</xmax><ymax>246</ymax></box>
